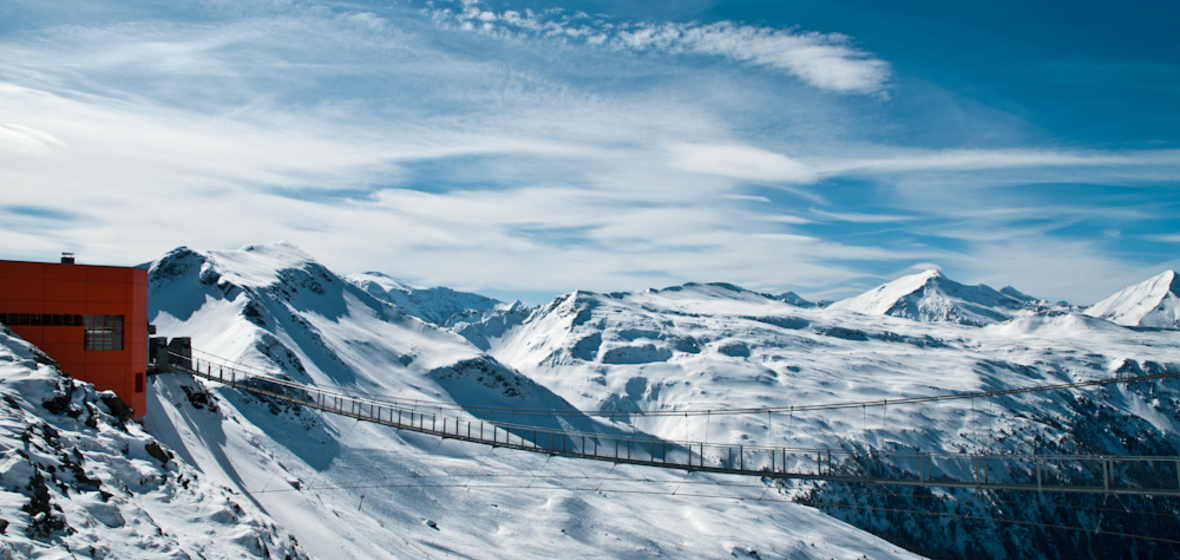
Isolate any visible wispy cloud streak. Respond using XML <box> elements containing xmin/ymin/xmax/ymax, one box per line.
<box><xmin>431</xmin><ymin>1</ymin><xmax>891</xmax><ymax>94</ymax></box>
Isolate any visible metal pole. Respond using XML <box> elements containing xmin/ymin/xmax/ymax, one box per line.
<box><xmin>1037</xmin><ymin>456</ymin><xmax>1042</xmax><ymax>492</ymax></box>
<box><xmin>1103</xmin><ymin>457</ymin><xmax>1110</xmax><ymax>493</ymax></box>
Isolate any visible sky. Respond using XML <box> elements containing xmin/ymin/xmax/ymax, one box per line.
<box><xmin>0</xmin><ymin>0</ymin><xmax>1177</xmax><ymax>304</ymax></box>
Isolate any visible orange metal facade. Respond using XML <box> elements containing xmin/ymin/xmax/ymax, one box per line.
<box><xmin>0</xmin><ymin>260</ymin><xmax>148</xmax><ymax>416</ymax></box>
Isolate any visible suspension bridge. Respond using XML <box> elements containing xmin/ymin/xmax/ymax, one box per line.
<box><xmin>163</xmin><ymin>350</ymin><xmax>1180</xmax><ymax>498</ymax></box>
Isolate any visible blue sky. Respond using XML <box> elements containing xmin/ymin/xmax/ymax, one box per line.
<box><xmin>0</xmin><ymin>0</ymin><xmax>1177</xmax><ymax>304</ymax></box>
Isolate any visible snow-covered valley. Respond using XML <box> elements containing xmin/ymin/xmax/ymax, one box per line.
<box><xmin>4</xmin><ymin>242</ymin><xmax>1180</xmax><ymax>559</ymax></box>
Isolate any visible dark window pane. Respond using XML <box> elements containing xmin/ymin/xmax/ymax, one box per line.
<box><xmin>19</xmin><ymin>314</ymin><xmax>29</xmax><ymax>325</ymax></box>
<box><xmin>74</xmin><ymin>315</ymin><xmax>83</xmax><ymax>326</ymax></box>
<box><xmin>52</xmin><ymin>314</ymin><xmax>62</xmax><ymax>326</ymax></box>
<box><xmin>30</xmin><ymin>314</ymin><xmax>40</xmax><ymax>326</ymax></box>
<box><xmin>83</xmin><ymin>315</ymin><xmax>124</xmax><ymax>351</ymax></box>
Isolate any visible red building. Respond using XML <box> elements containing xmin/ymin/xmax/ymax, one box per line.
<box><xmin>0</xmin><ymin>256</ymin><xmax>148</xmax><ymax>417</ymax></box>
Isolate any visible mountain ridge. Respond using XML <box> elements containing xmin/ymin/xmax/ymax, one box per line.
<box><xmin>10</xmin><ymin>242</ymin><xmax>1180</xmax><ymax>559</ymax></box>
<box><xmin>828</xmin><ymin>269</ymin><xmax>1059</xmax><ymax>326</ymax></box>
<box><xmin>1085</xmin><ymin>270</ymin><xmax>1180</xmax><ymax>329</ymax></box>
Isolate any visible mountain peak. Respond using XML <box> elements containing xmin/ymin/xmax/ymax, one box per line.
<box><xmin>1085</xmin><ymin>270</ymin><xmax>1180</xmax><ymax>329</ymax></box>
<box><xmin>829</xmin><ymin>269</ymin><xmax>1033</xmax><ymax>326</ymax></box>
<box><xmin>348</xmin><ymin>272</ymin><xmax>499</xmax><ymax>325</ymax></box>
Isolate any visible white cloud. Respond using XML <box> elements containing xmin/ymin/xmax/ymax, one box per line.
<box><xmin>757</xmin><ymin>215</ymin><xmax>813</xmax><ymax>225</ymax></box>
<box><xmin>810</xmin><ymin>209</ymin><xmax>913</xmax><ymax>223</ymax></box>
<box><xmin>720</xmin><ymin>194</ymin><xmax>773</xmax><ymax>203</ymax></box>
<box><xmin>0</xmin><ymin>76</ymin><xmax>909</xmax><ymax>299</ymax></box>
<box><xmin>668</xmin><ymin>144</ymin><xmax>815</xmax><ymax>183</ymax></box>
<box><xmin>1</xmin><ymin>1</ymin><xmax>1175</xmax><ymax>305</ymax></box>
<box><xmin>819</xmin><ymin>149</ymin><xmax>1133</xmax><ymax>175</ymax></box>
<box><xmin>434</xmin><ymin>2</ymin><xmax>892</xmax><ymax>94</ymax></box>
<box><xmin>643</xmin><ymin>23</ymin><xmax>891</xmax><ymax>94</ymax></box>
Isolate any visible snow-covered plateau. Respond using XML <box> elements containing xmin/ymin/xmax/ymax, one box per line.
<box><xmin>4</xmin><ymin>242</ymin><xmax>1180</xmax><ymax>559</ymax></box>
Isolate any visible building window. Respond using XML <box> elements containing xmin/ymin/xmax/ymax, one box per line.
<box><xmin>84</xmin><ymin>315</ymin><xmax>123</xmax><ymax>351</ymax></box>
<box><xmin>2</xmin><ymin>313</ymin><xmax>84</xmax><ymax>326</ymax></box>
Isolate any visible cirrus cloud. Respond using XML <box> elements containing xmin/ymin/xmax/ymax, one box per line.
<box><xmin>432</xmin><ymin>1</ymin><xmax>891</xmax><ymax>94</ymax></box>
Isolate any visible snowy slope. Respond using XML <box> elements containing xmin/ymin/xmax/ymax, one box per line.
<box><xmin>0</xmin><ymin>328</ymin><xmax>308</xmax><ymax>560</ymax></box>
<box><xmin>472</xmin><ymin>280</ymin><xmax>1180</xmax><ymax>559</ymax></box>
<box><xmin>348</xmin><ymin>271</ymin><xmax>501</xmax><ymax>325</ymax></box>
<box><xmin>144</xmin><ymin>244</ymin><xmax>922</xmax><ymax>560</ymax></box>
<box><xmin>827</xmin><ymin>269</ymin><xmax>1046</xmax><ymax>325</ymax></box>
<box><xmin>133</xmin><ymin>243</ymin><xmax>1180</xmax><ymax>559</ymax></box>
<box><xmin>480</xmin><ymin>281</ymin><xmax>1180</xmax><ymax>454</ymax></box>
<box><xmin>1085</xmin><ymin>270</ymin><xmax>1180</xmax><ymax>329</ymax></box>
<box><xmin>148</xmin><ymin>243</ymin><xmax>622</xmax><ymax>436</ymax></box>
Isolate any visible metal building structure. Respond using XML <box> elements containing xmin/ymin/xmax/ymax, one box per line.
<box><xmin>0</xmin><ymin>255</ymin><xmax>149</xmax><ymax>416</ymax></box>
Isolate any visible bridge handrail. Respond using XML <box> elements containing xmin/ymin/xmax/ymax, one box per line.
<box><xmin>166</xmin><ymin>349</ymin><xmax>1180</xmax><ymax>497</ymax></box>
<box><xmin>172</xmin><ymin>350</ymin><xmax>1180</xmax><ymax>461</ymax></box>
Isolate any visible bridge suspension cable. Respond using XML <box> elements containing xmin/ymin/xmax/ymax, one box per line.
<box><xmin>166</xmin><ymin>349</ymin><xmax>1180</xmax><ymax>498</ymax></box>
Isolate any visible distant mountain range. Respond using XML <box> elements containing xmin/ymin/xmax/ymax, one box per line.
<box><xmin>4</xmin><ymin>242</ymin><xmax>1179</xmax><ymax>559</ymax></box>
<box><xmin>827</xmin><ymin>267</ymin><xmax>1178</xmax><ymax>330</ymax></box>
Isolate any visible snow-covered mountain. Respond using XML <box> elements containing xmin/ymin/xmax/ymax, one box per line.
<box><xmin>0</xmin><ymin>328</ymin><xmax>308</xmax><ymax>559</ymax></box>
<box><xmin>827</xmin><ymin>269</ymin><xmax>1053</xmax><ymax>325</ymax></box>
<box><xmin>138</xmin><ymin>243</ymin><xmax>921</xmax><ymax>560</ymax></box>
<box><xmin>775</xmin><ymin>290</ymin><xmax>816</xmax><ymax>308</ymax></box>
<box><xmin>1085</xmin><ymin>270</ymin><xmax>1180</xmax><ymax>329</ymax></box>
<box><xmin>464</xmin><ymin>279</ymin><xmax>1180</xmax><ymax>559</ymax></box>
<box><xmin>347</xmin><ymin>271</ymin><xmax>501</xmax><ymax>325</ymax></box>
<box><xmin>11</xmin><ymin>243</ymin><xmax>1180</xmax><ymax>559</ymax></box>
<box><xmin>148</xmin><ymin>243</ymin><xmax>620</xmax><ymax>436</ymax></box>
